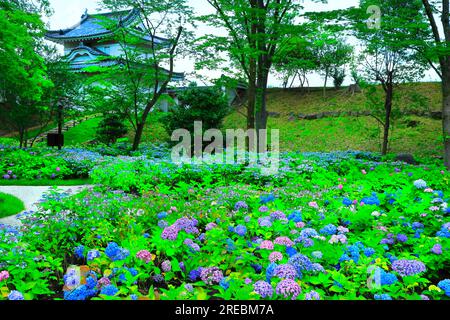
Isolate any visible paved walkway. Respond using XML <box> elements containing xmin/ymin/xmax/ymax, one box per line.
<box><xmin>0</xmin><ymin>186</ymin><xmax>90</xmax><ymax>226</ymax></box>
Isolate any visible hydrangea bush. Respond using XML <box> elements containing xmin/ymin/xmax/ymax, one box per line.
<box><xmin>0</xmin><ymin>148</ymin><xmax>449</xmax><ymax>300</ymax></box>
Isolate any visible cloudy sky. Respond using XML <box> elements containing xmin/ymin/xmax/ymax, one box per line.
<box><xmin>44</xmin><ymin>0</ymin><xmax>440</xmax><ymax>87</ymax></box>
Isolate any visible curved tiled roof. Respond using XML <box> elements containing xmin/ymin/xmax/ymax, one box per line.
<box><xmin>45</xmin><ymin>8</ymin><xmax>169</xmax><ymax>44</ymax></box>
<box><xmin>66</xmin><ymin>45</ymin><xmax>109</xmax><ymax>57</ymax></box>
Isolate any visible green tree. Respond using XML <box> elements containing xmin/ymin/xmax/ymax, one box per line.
<box><xmin>93</xmin><ymin>0</ymin><xmax>194</xmax><ymax>151</ymax></box>
<box><xmin>0</xmin><ymin>0</ymin><xmax>53</xmax><ymax>147</ymax></box>
<box><xmin>163</xmin><ymin>84</ymin><xmax>230</xmax><ymax>148</ymax></box>
<box><xmin>352</xmin><ymin>0</ymin><xmax>429</xmax><ymax>155</ymax></box>
<box><xmin>96</xmin><ymin>113</ymin><xmax>128</xmax><ymax>145</ymax></box>
<box><xmin>273</xmin><ymin>26</ymin><xmax>320</xmax><ymax>90</ymax></box>
<box><xmin>197</xmin><ymin>0</ymin><xmax>325</xmax><ymax>139</ymax></box>
<box><xmin>420</xmin><ymin>0</ymin><xmax>450</xmax><ymax>169</ymax></box>
<box><xmin>313</xmin><ymin>32</ymin><xmax>352</xmax><ymax>97</ymax></box>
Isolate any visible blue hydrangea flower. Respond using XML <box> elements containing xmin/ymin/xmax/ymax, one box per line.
<box><xmin>361</xmin><ymin>193</ymin><xmax>380</xmax><ymax>206</ymax></box>
<box><xmin>157</xmin><ymin>212</ymin><xmax>168</xmax><ymax>219</ymax></box>
<box><xmin>87</xmin><ymin>250</ymin><xmax>100</xmax><ymax>261</ymax></box>
<box><xmin>74</xmin><ymin>245</ymin><xmax>84</xmax><ymax>259</ymax></box>
<box><xmin>374</xmin><ymin>294</ymin><xmax>392</xmax><ymax>300</ymax></box>
<box><xmin>235</xmin><ymin>225</ymin><xmax>247</xmax><ymax>237</ymax></box>
<box><xmin>364</xmin><ymin>248</ymin><xmax>376</xmax><ymax>257</ymax></box>
<box><xmin>100</xmin><ymin>285</ymin><xmax>119</xmax><ymax>296</ymax></box>
<box><xmin>286</xmin><ymin>247</ymin><xmax>297</xmax><ymax>257</ymax></box>
<box><xmin>288</xmin><ymin>254</ymin><xmax>313</xmax><ymax>277</ymax></box>
<box><xmin>189</xmin><ymin>269</ymin><xmax>201</xmax><ymax>281</ymax></box>
<box><xmin>8</xmin><ymin>290</ymin><xmax>24</xmax><ymax>301</ymax></box>
<box><xmin>287</xmin><ymin>210</ymin><xmax>302</xmax><ymax>222</ymax></box>
<box><xmin>413</xmin><ymin>179</ymin><xmax>427</xmax><ymax>189</ymax></box>
<box><xmin>320</xmin><ymin>224</ymin><xmax>337</xmax><ymax>235</ymax></box>
<box><xmin>219</xmin><ymin>277</ymin><xmax>231</xmax><ymax>290</ymax></box>
<box><xmin>260</xmin><ymin>194</ymin><xmax>276</xmax><ymax>204</ymax></box>
<box><xmin>342</xmin><ymin>198</ymin><xmax>353</xmax><ymax>206</ymax></box>
<box><xmin>438</xmin><ymin>279</ymin><xmax>450</xmax><ymax>297</ymax></box>
<box><xmin>266</xmin><ymin>263</ymin><xmax>278</xmax><ymax>282</ymax></box>
<box><xmin>251</xmin><ymin>264</ymin><xmax>263</xmax><ymax>274</ymax></box>
<box><xmin>373</xmin><ymin>268</ymin><xmax>398</xmax><ymax>286</ymax></box>
<box><xmin>436</xmin><ymin>223</ymin><xmax>450</xmax><ymax>238</ymax></box>
<box><xmin>254</xmin><ymin>281</ymin><xmax>273</xmax><ymax>298</ymax></box>
<box><xmin>234</xmin><ymin>201</ymin><xmax>248</xmax><ymax>211</ymax></box>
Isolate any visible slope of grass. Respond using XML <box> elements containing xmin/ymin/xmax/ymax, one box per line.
<box><xmin>224</xmin><ymin>112</ymin><xmax>442</xmax><ymax>157</ymax></box>
<box><xmin>138</xmin><ymin>83</ymin><xmax>442</xmax><ymax>157</ymax></box>
<box><xmin>63</xmin><ymin>118</ymin><xmax>102</xmax><ymax>146</ymax></box>
<box><xmin>265</xmin><ymin>82</ymin><xmax>442</xmax><ymax>115</ymax></box>
<box><xmin>0</xmin><ymin>192</ymin><xmax>25</xmax><ymax>218</ymax></box>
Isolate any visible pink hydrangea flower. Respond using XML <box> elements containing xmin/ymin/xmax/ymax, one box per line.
<box><xmin>362</xmin><ymin>170</ymin><xmax>367</xmax><ymax>175</ymax></box>
<box><xmin>424</xmin><ymin>188</ymin><xmax>434</xmax><ymax>193</ymax></box>
<box><xmin>429</xmin><ymin>206</ymin><xmax>440</xmax><ymax>212</ymax></box>
<box><xmin>329</xmin><ymin>234</ymin><xmax>347</xmax><ymax>244</ymax></box>
<box><xmin>274</xmin><ymin>237</ymin><xmax>294</xmax><ymax>247</ymax></box>
<box><xmin>98</xmin><ymin>277</ymin><xmax>111</xmax><ymax>287</ymax></box>
<box><xmin>337</xmin><ymin>226</ymin><xmax>349</xmax><ymax>234</ymax></box>
<box><xmin>136</xmin><ymin>250</ymin><xmax>153</xmax><ymax>263</ymax></box>
<box><xmin>296</xmin><ymin>222</ymin><xmax>306</xmax><ymax>228</ymax></box>
<box><xmin>260</xmin><ymin>240</ymin><xmax>274</xmax><ymax>250</ymax></box>
<box><xmin>338</xmin><ymin>184</ymin><xmax>344</xmax><ymax>190</ymax></box>
<box><xmin>269</xmin><ymin>251</ymin><xmax>283</xmax><ymax>263</ymax></box>
<box><xmin>0</xmin><ymin>271</ymin><xmax>9</xmax><ymax>281</ymax></box>
<box><xmin>309</xmin><ymin>202</ymin><xmax>318</xmax><ymax>209</ymax></box>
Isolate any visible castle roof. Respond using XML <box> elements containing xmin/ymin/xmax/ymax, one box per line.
<box><xmin>45</xmin><ymin>8</ymin><xmax>169</xmax><ymax>44</ymax></box>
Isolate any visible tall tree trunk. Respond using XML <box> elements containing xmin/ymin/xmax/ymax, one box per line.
<box><xmin>247</xmin><ymin>58</ymin><xmax>257</xmax><ymax>130</ymax></box>
<box><xmin>382</xmin><ymin>83</ymin><xmax>393</xmax><ymax>155</ymax></box>
<box><xmin>19</xmin><ymin>127</ymin><xmax>24</xmax><ymax>148</ymax></box>
<box><xmin>443</xmin><ymin>67</ymin><xmax>450</xmax><ymax>168</ymax></box>
<box><xmin>323</xmin><ymin>70</ymin><xmax>329</xmax><ymax>98</ymax></box>
<box><xmin>132</xmin><ymin>122</ymin><xmax>145</xmax><ymax>151</ymax></box>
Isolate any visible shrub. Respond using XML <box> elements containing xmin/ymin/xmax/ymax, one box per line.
<box><xmin>163</xmin><ymin>84</ymin><xmax>230</xmax><ymax>148</ymax></box>
<box><xmin>96</xmin><ymin>114</ymin><xmax>128</xmax><ymax>146</ymax></box>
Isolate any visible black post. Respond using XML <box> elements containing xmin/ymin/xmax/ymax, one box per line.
<box><xmin>57</xmin><ymin>101</ymin><xmax>63</xmax><ymax>150</ymax></box>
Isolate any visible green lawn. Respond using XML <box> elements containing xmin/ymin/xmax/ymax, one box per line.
<box><xmin>63</xmin><ymin>118</ymin><xmax>101</xmax><ymax>146</ymax></box>
<box><xmin>0</xmin><ymin>192</ymin><xmax>25</xmax><ymax>218</ymax></box>
<box><xmin>0</xmin><ymin>179</ymin><xmax>93</xmax><ymax>187</ymax></box>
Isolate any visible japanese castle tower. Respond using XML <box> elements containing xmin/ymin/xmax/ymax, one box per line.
<box><xmin>45</xmin><ymin>8</ymin><xmax>184</xmax><ymax>81</ymax></box>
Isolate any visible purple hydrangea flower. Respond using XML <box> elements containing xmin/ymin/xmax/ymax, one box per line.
<box><xmin>200</xmin><ymin>267</ymin><xmax>224</xmax><ymax>285</ymax></box>
<box><xmin>396</xmin><ymin>234</ymin><xmax>408</xmax><ymax>243</ymax></box>
<box><xmin>276</xmin><ymin>279</ymin><xmax>301</xmax><ymax>300</ymax></box>
<box><xmin>235</xmin><ymin>225</ymin><xmax>247</xmax><ymax>236</ymax></box>
<box><xmin>253</xmin><ymin>281</ymin><xmax>273</xmax><ymax>298</ymax></box>
<box><xmin>273</xmin><ymin>264</ymin><xmax>297</xmax><ymax>280</ymax></box>
<box><xmin>392</xmin><ymin>259</ymin><xmax>426</xmax><ymax>277</ymax></box>
<box><xmin>161</xmin><ymin>260</ymin><xmax>172</xmax><ymax>272</ymax></box>
<box><xmin>431</xmin><ymin>244</ymin><xmax>443</xmax><ymax>255</ymax></box>
<box><xmin>161</xmin><ymin>225</ymin><xmax>179</xmax><ymax>241</ymax></box>
<box><xmin>234</xmin><ymin>201</ymin><xmax>248</xmax><ymax>211</ymax></box>
<box><xmin>305</xmin><ymin>290</ymin><xmax>320</xmax><ymax>300</ymax></box>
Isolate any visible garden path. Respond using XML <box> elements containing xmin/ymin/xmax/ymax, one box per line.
<box><xmin>0</xmin><ymin>186</ymin><xmax>91</xmax><ymax>226</ymax></box>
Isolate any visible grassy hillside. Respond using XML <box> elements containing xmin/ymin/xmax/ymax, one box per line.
<box><xmin>222</xmin><ymin>82</ymin><xmax>443</xmax><ymax>157</ymax></box>
<box><xmin>19</xmin><ymin>82</ymin><xmax>442</xmax><ymax>157</ymax></box>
